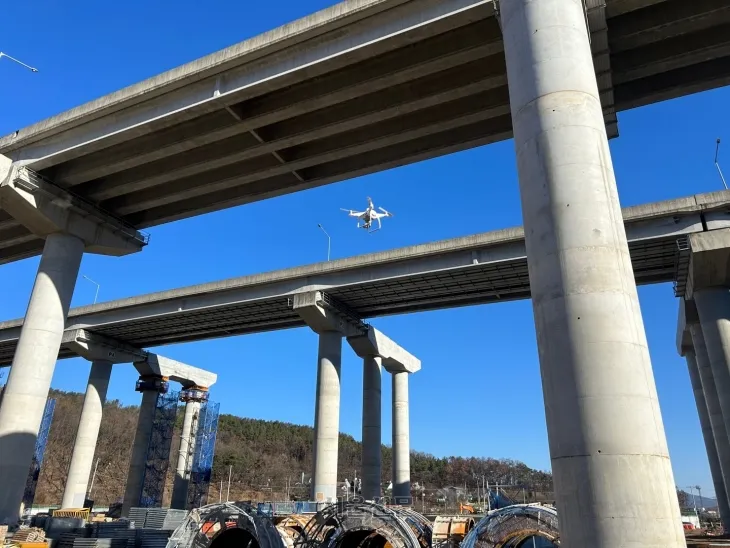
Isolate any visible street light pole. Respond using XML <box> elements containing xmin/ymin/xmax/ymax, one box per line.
<box><xmin>82</xmin><ymin>275</ymin><xmax>100</xmax><ymax>304</ymax></box>
<box><xmin>0</xmin><ymin>52</ymin><xmax>38</xmax><ymax>72</ymax></box>
<box><xmin>317</xmin><ymin>224</ymin><xmax>331</xmax><ymax>261</ymax></box>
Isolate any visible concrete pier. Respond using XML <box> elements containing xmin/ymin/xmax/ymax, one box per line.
<box><xmin>122</xmin><ymin>376</ymin><xmax>166</xmax><ymax>517</ymax></box>
<box><xmin>361</xmin><ymin>356</ymin><xmax>382</xmax><ymax>501</ymax></box>
<box><xmin>61</xmin><ymin>360</ymin><xmax>113</xmax><ymax>509</ymax></box>
<box><xmin>695</xmin><ymin>289</ymin><xmax>730</xmax><ymax>439</ymax></box>
<box><xmin>391</xmin><ymin>371</ymin><xmax>410</xmax><ymax>504</ymax></box>
<box><xmin>501</xmin><ymin>0</ymin><xmax>684</xmax><ymax>545</ymax></box>
<box><xmin>171</xmin><ymin>389</ymin><xmax>206</xmax><ymax>510</ymax></box>
<box><xmin>312</xmin><ymin>330</ymin><xmax>342</xmax><ymax>503</ymax></box>
<box><xmin>685</xmin><ymin>338</ymin><xmax>730</xmax><ymax>529</ymax></box>
<box><xmin>0</xmin><ymin>232</ymin><xmax>84</xmax><ymax>524</ymax></box>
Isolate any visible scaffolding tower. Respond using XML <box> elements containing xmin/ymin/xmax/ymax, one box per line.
<box><xmin>186</xmin><ymin>400</ymin><xmax>220</xmax><ymax>509</ymax></box>
<box><xmin>139</xmin><ymin>388</ymin><xmax>179</xmax><ymax>507</ymax></box>
<box><xmin>23</xmin><ymin>398</ymin><xmax>56</xmax><ymax>508</ymax></box>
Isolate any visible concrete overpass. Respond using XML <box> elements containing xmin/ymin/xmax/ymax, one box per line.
<box><xmin>1</xmin><ymin>190</ymin><xmax>727</xmax><ymax>363</ymax></box>
<box><xmin>0</xmin><ymin>0</ymin><xmax>728</xmax><ymax>264</ymax></box>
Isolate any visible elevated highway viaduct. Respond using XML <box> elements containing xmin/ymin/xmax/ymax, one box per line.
<box><xmin>1</xmin><ymin>190</ymin><xmax>729</xmax><ymax>360</ymax></box>
<box><xmin>1</xmin><ymin>0</ymin><xmax>729</xmax><ymax>540</ymax></box>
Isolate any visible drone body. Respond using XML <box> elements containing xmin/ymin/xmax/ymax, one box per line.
<box><xmin>341</xmin><ymin>197</ymin><xmax>394</xmax><ymax>232</ymax></box>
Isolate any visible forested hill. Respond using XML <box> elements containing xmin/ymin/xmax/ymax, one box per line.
<box><xmin>20</xmin><ymin>388</ymin><xmax>552</xmax><ymax>506</ymax></box>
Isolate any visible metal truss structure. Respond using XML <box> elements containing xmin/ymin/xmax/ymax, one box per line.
<box><xmin>139</xmin><ymin>388</ymin><xmax>179</xmax><ymax>507</ymax></box>
<box><xmin>299</xmin><ymin>501</ymin><xmax>431</xmax><ymax>548</ymax></box>
<box><xmin>185</xmin><ymin>400</ymin><xmax>220</xmax><ymax>510</ymax></box>
<box><xmin>23</xmin><ymin>398</ymin><xmax>56</xmax><ymax>508</ymax></box>
<box><xmin>460</xmin><ymin>504</ymin><xmax>560</xmax><ymax>547</ymax></box>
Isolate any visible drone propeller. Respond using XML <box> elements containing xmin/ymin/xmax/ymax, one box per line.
<box><xmin>379</xmin><ymin>206</ymin><xmax>394</xmax><ymax>217</ymax></box>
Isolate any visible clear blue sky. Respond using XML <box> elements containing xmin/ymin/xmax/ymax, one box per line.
<box><xmin>1</xmin><ymin>0</ymin><xmax>728</xmax><ymax>498</ymax></box>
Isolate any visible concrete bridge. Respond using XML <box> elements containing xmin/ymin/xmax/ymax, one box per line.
<box><xmin>1</xmin><ymin>0</ymin><xmax>729</xmax><ymax>543</ymax></box>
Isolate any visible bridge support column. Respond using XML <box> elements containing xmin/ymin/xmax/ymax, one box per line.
<box><xmin>686</xmin><ymin>328</ymin><xmax>730</xmax><ymax>530</ymax></box>
<box><xmin>311</xmin><ymin>330</ymin><xmax>342</xmax><ymax>503</ymax></box>
<box><xmin>122</xmin><ymin>375</ymin><xmax>167</xmax><ymax>517</ymax></box>
<box><xmin>171</xmin><ymin>387</ymin><xmax>208</xmax><ymax>510</ymax></box>
<box><xmin>361</xmin><ymin>356</ymin><xmax>382</xmax><ymax>501</ymax></box>
<box><xmin>0</xmin><ymin>232</ymin><xmax>84</xmax><ymax>524</ymax></box>
<box><xmin>695</xmin><ymin>289</ymin><xmax>730</xmax><ymax>437</ymax></box>
<box><xmin>61</xmin><ymin>360</ymin><xmax>113</xmax><ymax>509</ymax></box>
<box><xmin>501</xmin><ymin>0</ymin><xmax>683</xmax><ymax>545</ymax></box>
<box><xmin>391</xmin><ymin>371</ymin><xmax>411</xmax><ymax>504</ymax></box>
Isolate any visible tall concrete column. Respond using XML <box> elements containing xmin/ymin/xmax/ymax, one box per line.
<box><xmin>122</xmin><ymin>376</ymin><xmax>166</xmax><ymax>517</ymax></box>
<box><xmin>0</xmin><ymin>232</ymin><xmax>84</xmax><ymax>524</ymax></box>
<box><xmin>171</xmin><ymin>388</ymin><xmax>207</xmax><ymax>510</ymax></box>
<box><xmin>61</xmin><ymin>360</ymin><xmax>113</xmax><ymax>508</ymax></box>
<box><xmin>695</xmin><ymin>289</ymin><xmax>730</xmax><ymax>436</ymax></box>
<box><xmin>501</xmin><ymin>0</ymin><xmax>684</xmax><ymax>545</ymax></box>
<box><xmin>311</xmin><ymin>330</ymin><xmax>342</xmax><ymax>503</ymax></box>
<box><xmin>391</xmin><ymin>371</ymin><xmax>410</xmax><ymax>504</ymax></box>
<box><xmin>685</xmin><ymin>336</ymin><xmax>730</xmax><ymax>530</ymax></box>
<box><xmin>361</xmin><ymin>356</ymin><xmax>382</xmax><ymax>501</ymax></box>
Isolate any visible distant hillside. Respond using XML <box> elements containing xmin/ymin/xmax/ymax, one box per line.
<box><xmin>9</xmin><ymin>388</ymin><xmax>553</xmax><ymax>506</ymax></box>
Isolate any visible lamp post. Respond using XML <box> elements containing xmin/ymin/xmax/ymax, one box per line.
<box><xmin>317</xmin><ymin>224</ymin><xmax>331</xmax><ymax>261</ymax></box>
<box><xmin>0</xmin><ymin>52</ymin><xmax>38</xmax><ymax>72</ymax></box>
<box><xmin>82</xmin><ymin>275</ymin><xmax>100</xmax><ymax>304</ymax></box>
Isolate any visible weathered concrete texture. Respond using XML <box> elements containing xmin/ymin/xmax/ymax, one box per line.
<box><xmin>361</xmin><ymin>356</ymin><xmax>382</xmax><ymax>500</ymax></box>
<box><xmin>61</xmin><ymin>360</ymin><xmax>113</xmax><ymax>509</ymax></box>
<box><xmin>686</xmin><ymin>331</ymin><xmax>730</xmax><ymax>530</ymax></box>
<box><xmin>391</xmin><ymin>371</ymin><xmax>410</xmax><ymax>503</ymax></box>
<box><xmin>686</xmin><ymin>229</ymin><xmax>730</xmax><ymax>299</ymax></box>
<box><xmin>311</xmin><ymin>331</ymin><xmax>342</xmax><ymax>503</ymax></box>
<box><xmin>134</xmin><ymin>353</ymin><xmax>217</xmax><ymax>388</ymax></box>
<box><xmin>501</xmin><ymin>0</ymin><xmax>684</xmax><ymax>545</ymax></box>
<box><xmin>122</xmin><ymin>388</ymin><xmax>159</xmax><ymax>517</ymax></box>
<box><xmin>171</xmin><ymin>400</ymin><xmax>201</xmax><ymax>509</ymax></box>
<box><xmin>0</xmin><ymin>160</ymin><xmax>145</xmax><ymax>257</ymax></box>
<box><xmin>0</xmin><ymin>231</ymin><xmax>84</xmax><ymax>525</ymax></box>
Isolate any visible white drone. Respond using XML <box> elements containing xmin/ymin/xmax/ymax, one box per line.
<box><xmin>341</xmin><ymin>196</ymin><xmax>394</xmax><ymax>232</ymax></box>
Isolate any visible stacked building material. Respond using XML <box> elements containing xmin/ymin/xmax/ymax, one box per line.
<box><xmin>13</xmin><ymin>527</ymin><xmax>47</xmax><ymax>542</ymax></box>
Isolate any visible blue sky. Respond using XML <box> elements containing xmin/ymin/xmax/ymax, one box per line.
<box><xmin>1</xmin><ymin>0</ymin><xmax>729</xmax><ymax>497</ymax></box>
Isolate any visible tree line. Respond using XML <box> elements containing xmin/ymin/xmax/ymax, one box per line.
<box><xmin>7</xmin><ymin>388</ymin><xmax>554</xmax><ymax>506</ymax></box>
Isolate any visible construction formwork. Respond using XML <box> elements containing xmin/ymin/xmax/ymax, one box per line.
<box><xmin>185</xmin><ymin>401</ymin><xmax>220</xmax><ymax>509</ymax></box>
<box><xmin>138</xmin><ymin>389</ymin><xmax>179</xmax><ymax>508</ymax></box>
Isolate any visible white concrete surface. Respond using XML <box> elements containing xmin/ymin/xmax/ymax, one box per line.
<box><xmin>61</xmin><ymin>360</ymin><xmax>113</xmax><ymax>508</ymax></box>
<box><xmin>0</xmin><ymin>232</ymin><xmax>84</xmax><ymax>524</ymax></box>
<box><xmin>121</xmin><ymin>388</ymin><xmax>159</xmax><ymax>517</ymax></box>
<box><xmin>361</xmin><ymin>356</ymin><xmax>382</xmax><ymax>500</ymax></box>
<box><xmin>135</xmin><ymin>353</ymin><xmax>217</xmax><ymax>388</ymax></box>
<box><xmin>686</xmin><ymin>329</ymin><xmax>730</xmax><ymax>530</ymax></box>
<box><xmin>391</xmin><ymin>371</ymin><xmax>410</xmax><ymax>503</ymax></box>
<box><xmin>501</xmin><ymin>0</ymin><xmax>684</xmax><ymax>545</ymax></box>
<box><xmin>311</xmin><ymin>330</ymin><xmax>342</xmax><ymax>503</ymax></box>
<box><xmin>348</xmin><ymin>326</ymin><xmax>420</xmax><ymax>373</ymax></box>
<box><xmin>171</xmin><ymin>399</ymin><xmax>201</xmax><ymax>509</ymax></box>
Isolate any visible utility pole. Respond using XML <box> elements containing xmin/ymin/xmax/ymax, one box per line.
<box><xmin>226</xmin><ymin>465</ymin><xmax>232</xmax><ymax>502</ymax></box>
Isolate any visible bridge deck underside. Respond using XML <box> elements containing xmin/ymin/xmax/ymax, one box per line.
<box><xmin>0</xmin><ymin>235</ymin><xmax>680</xmax><ymax>365</ymax></box>
<box><xmin>0</xmin><ymin>0</ymin><xmax>729</xmax><ymax>264</ymax></box>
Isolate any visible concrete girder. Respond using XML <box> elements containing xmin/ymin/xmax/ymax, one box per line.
<box><xmin>292</xmin><ymin>291</ymin><xmax>364</xmax><ymax>337</ymax></box>
<box><xmin>133</xmin><ymin>353</ymin><xmax>217</xmax><ymax>389</ymax></box>
<box><xmin>62</xmin><ymin>329</ymin><xmax>148</xmax><ymax>364</ymax></box>
<box><xmin>0</xmin><ymin>157</ymin><xmax>147</xmax><ymax>256</ymax></box>
<box><xmin>347</xmin><ymin>326</ymin><xmax>420</xmax><ymax>373</ymax></box>
<box><xmin>0</xmin><ymin>0</ymin><xmax>493</xmax><ymax>170</ymax></box>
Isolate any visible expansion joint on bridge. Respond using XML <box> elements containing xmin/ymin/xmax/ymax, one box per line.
<box><xmin>318</xmin><ymin>292</ymin><xmax>370</xmax><ymax>335</ymax></box>
<box><xmin>673</xmin><ymin>236</ymin><xmax>691</xmax><ymax>298</ymax></box>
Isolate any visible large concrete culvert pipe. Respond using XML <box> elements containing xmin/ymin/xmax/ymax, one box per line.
<box><xmin>300</xmin><ymin>502</ymin><xmax>432</xmax><ymax>548</ymax></box>
<box><xmin>165</xmin><ymin>502</ymin><xmax>285</xmax><ymax>548</ymax></box>
<box><xmin>460</xmin><ymin>504</ymin><xmax>560</xmax><ymax>548</ymax></box>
